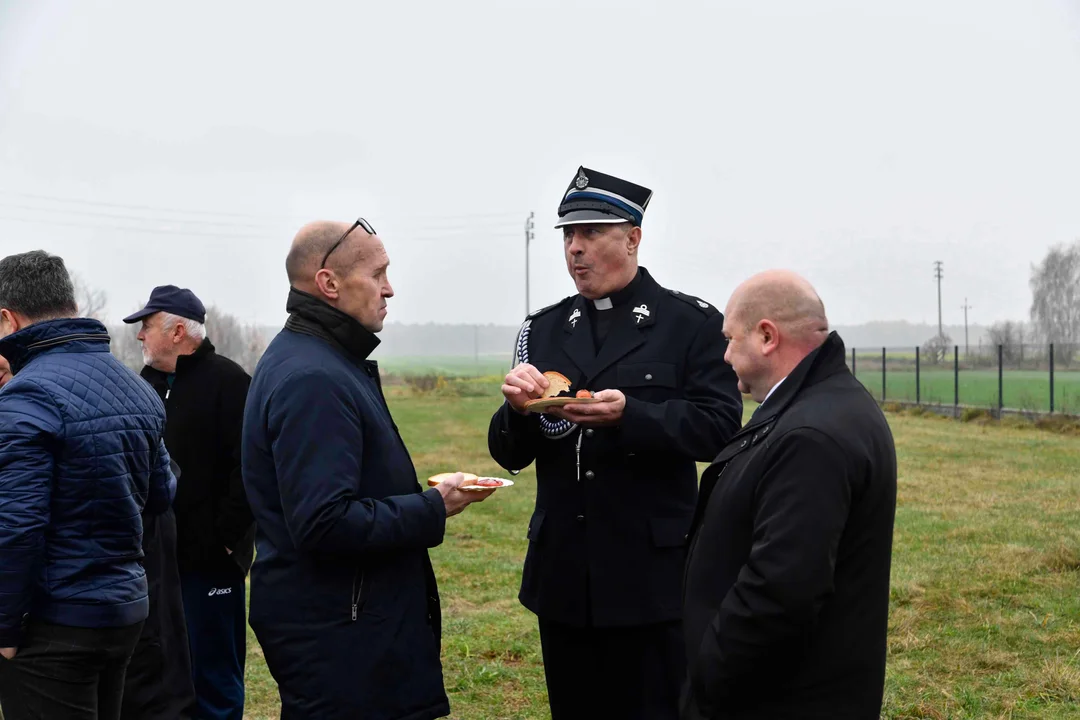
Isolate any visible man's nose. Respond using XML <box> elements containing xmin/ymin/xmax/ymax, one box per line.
<box><xmin>384</xmin><ymin>282</ymin><xmax>394</xmax><ymax>298</ymax></box>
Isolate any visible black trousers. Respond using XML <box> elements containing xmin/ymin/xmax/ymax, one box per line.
<box><xmin>538</xmin><ymin>617</ymin><xmax>685</xmax><ymax>720</ymax></box>
<box><xmin>0</xmin><ymin>620</ymin><xmax>144</xmax><ymax>720</ymax></box>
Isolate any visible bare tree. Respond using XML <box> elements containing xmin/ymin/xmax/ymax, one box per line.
<box><xmin>109</xmin><ymin>321</ymin><xmax>144</xmax><ymax>372</ymax></box>
<box><xmin>1030</xmin><ymin>239</ymin><xmax>1080</xmax><ymax>362</ymax></box>
<box><xmin>71</xmin><ymin>273</ymin><xmax>108</xmax><ymax>321</ymax></box>
<box><xmin>987</xmin><ymin>321</ymin><xmax>1026</xmax><ymax>364</ymax></box>
<box><xmin>921</xmin><ymin>333</ymin><xmax>953</xmax><ymax>365</ymax></box>
<box><xmin>205</xmin><ymin>306</ymin><xmax>268</xmax><ymax>374</ymax></box>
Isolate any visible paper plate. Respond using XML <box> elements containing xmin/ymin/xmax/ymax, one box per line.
<box><xmin>460</xmin><ymin>477</ymin><xmax>514</xmax><ymax>492</ymax></box>
<box><xmin>524</xmin><ymin>397</ymin><xmax>604</xmax><ymax>412</ymax></box>
<box><xmin>427</xmin><ymin>473</ymin><xmax>514</xmax><ymax>491</ymax></box>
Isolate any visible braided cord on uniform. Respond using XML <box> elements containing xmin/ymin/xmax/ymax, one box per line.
<box><xmin>514</xmin><ymin>318</ymin><xmax>576</xmax><ymax>440</ymax></box>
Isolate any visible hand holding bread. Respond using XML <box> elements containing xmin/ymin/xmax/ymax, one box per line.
<box><xmin>428</xmin><ymin>472</ymin><xmax>496</xmax><ymax>517</ymax></box>
<box><xmin>501</xmin><ymin>363</ymin><xmax>550</xmax><ymax>413</ymax></box>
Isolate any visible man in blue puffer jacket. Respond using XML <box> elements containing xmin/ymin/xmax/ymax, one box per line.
<box><xmin>0</xmin><ymin>251</ymin><xmax>176</xmax><ymax>720</ymax></box>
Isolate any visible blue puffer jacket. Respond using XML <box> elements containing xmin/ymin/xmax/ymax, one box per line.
<box><xmin>0</xmin><ymin>318</ymin><xmax>175</xmax><ymax>646</ymax></box>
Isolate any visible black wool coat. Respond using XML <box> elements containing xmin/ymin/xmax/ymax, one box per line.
<box><xmin>681</xmin><ymin>332</ymin><xmax>898</xmax><ymax>720</ymax></box>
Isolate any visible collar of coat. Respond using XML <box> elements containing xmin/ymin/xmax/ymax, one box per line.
<box><xmin>0</xmin><ymin>317</ymin><xmax>111</xmax><ymax>376</ymax></box>
<box><xmin>560</xmin><ymin>267</ymin><xmax>663</xmax><ymax>380</ymax></box>
<box><xmin>141</xmin><ymin>338</ymin><xmax>215</xmax><ymax>387</ymax></box>
<box><xmin>743</xmin><ymin>331</ymin><xmax>849</xmax><ymax>431</ymax></box>
<box><xmin>284</xmin><ymin>287</ymin><xmax>381</xmax><ymax>362</ymax></box>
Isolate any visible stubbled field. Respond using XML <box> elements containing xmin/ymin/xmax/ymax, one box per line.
<box><xmin>242</xmin><ymin>378</ymin><xmax>1080</xmax><ymax>719</ymax></box>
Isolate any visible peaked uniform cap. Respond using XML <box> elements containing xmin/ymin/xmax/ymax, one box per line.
<box><xmin>555</xmin><ymin>166</ymin><xmax>653</xmax><ymax>229</ymax></box>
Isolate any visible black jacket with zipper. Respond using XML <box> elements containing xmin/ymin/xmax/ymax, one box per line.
<box><xmin>241</xmin><ymin>289</ymin><xmax>450</xmax><ymax>720</ymax></box>
<box><xmin>681</xmin><ymin>332</ymin><xmax>897</xmax><ymax>720</ymax></box>
<box><xmin>141</xmin><ymin>338</ymin><xmax>255</xmax><ymax>576</ymax></box>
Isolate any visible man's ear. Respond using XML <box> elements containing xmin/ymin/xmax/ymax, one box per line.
<box><xmin>314</xmin><ymin>268</ymin><xmax>340</xmax><ymax>300</ymax></box>
<box><xmin>626</xmin><ymin>225</ymin><xmax>642</xmax><ymax>255</ymax></box>
<box><xmin>758</xmin><ymin>319</ymin><xmax>781</xmax><ymax>356</ymax></box>
<box><xmin>0</xmin><ymin>309</ymin><xmax>22</xmax><ymax>337</ymax></box>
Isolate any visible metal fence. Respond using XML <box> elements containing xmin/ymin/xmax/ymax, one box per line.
<box><xmin>848</xmin><ymin>344</ymin><xmax>1080</xmax><ymax>416</ymax></box>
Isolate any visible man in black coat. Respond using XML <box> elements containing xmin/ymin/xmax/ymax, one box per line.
<box><xmin>489</xmin><ymin>167</ymin><xmax>743</xmax><ymax>720</ymax></box>
<box><xmin>124</xmin><ymin>286</ymin><xmax>255</xmax><ymax>720</ymax></box>
<box><xmin>681</xmin><ymin>270</ymin><xmax>897</xmax><ymax>720</ymax></box>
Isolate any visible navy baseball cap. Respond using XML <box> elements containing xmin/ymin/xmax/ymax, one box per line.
<box><xmin>123</xmin><ymin>285</ymin><xmax>206</xmax><ymax>324</ymax></box>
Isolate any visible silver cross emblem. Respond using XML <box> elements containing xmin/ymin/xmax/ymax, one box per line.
<box><xmin>569</xmin><ymin>308</ymin><xmax>581</xmax><ymax>327</ymax></box>
<box><xmin>633</xmin><ymin>304</ymin><xmax>650</xmax><ymax>324</ymax></box>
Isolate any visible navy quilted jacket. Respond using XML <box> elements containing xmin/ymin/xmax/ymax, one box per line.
<box><xmin>0</xmin><ymin>318</ymin><xmax>176</xmax><ymax>646</ymax></box>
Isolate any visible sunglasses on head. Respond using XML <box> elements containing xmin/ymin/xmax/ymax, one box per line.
<box><xmin>321</xmin><ymin>217</ymin><xmax>377</xmax><ymax>268</ymax></box>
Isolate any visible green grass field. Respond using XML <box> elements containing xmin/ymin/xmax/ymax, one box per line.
<box><xmin>371</xmin><ymin>354</ymin><xmax>1080</xmax><ymax>415</ymax></box>
<box><xmin>852</xmin><ymin>368</ymin><xmax>1080</xmax><ymax>414</ymax></box>
<box><xmin>241</xmin><ymin>379</ymin><xmax>1080</xmax><ymax>719</ymax></box>
<box><xmin>373</xmin><ymin>354</ymin><xmax>512</xmax><ymax>378</ymax></box>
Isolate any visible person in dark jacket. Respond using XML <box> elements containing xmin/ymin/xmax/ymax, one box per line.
<box><xmin>681</xmin><ymin>270</ymin><xmax>897</xmax><ymax>720</ymax></box>
<box><xmin>0</xmin><ymin>251</ymin><xmax>175</xmax><ymax>720</ymax></box>
<box><xmin>123</xmin><ymin>285</ymin><xmax>254</xmax><ymax>720</ymax></box>
<box><xmin>243</xmin><ymin>219</ymin><xmax>494</xmax><ymax>720</ymax></box>
<box><xmin>489</xmin><ymin>167</ymin><xmax>743</xmax><ymax>720</ymax></box>
<box><xmin>120</xmin><ymin>478</ymin><xmax>198</xmax><ymax>720</ymax></box>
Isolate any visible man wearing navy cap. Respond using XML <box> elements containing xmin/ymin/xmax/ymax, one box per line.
<box><xmin>123</xmin><ymin>286</ymin><xmax>253</xmax><ymax>720</ymax></box>
<box><xmin>488</xmin><ymin>167</ymin><xmax>744</xmax><ymax>718</ymax></box>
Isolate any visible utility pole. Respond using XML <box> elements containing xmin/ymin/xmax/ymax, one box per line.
<box><xmin>524</xmin><ymin>212</ymin><xmax>535</xmax><ymax>316</ymax></box>
<box><xmin>933</xmin><ymin>261</ymin><xmax>944</xmax><ymax>339</ymax></box>
<box><xmin>961</xmin><ymin>298</ymin><xmax>972</xmax><ymax>359</ymax></box>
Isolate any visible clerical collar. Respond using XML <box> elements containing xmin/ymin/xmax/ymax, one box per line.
<box><xmin>591</xmin><ymin>269</ymin><xmax>642</xmax><ymax>311</ymax></box>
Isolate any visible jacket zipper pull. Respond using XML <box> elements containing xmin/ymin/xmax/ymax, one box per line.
<box><xmin>165</xmin><ymin>388</ymin><xmax>171</xmax><ymax>400</ymax></box>
<box><xmin>351</xmin><ymin>603</ymin><xmax>358</xmax><ymax>621</ymax></box>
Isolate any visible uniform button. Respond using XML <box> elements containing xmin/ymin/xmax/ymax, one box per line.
<box><xmin>584</xmin><ymin>428</ymin><xmax>595</xmax><ymax>438</ymax></box>
<box><xmin>584</xmin><ymin>470</ymin><xmax>595</xmax><ymax>480</ymax></box>
<box><xmin>645</xmin><ymin>373</ymin><xmax>653</xmax><ymax>381</ymax></box>
<box><xmin>576</xmin><ymin>514</ymin><xmax>585</xmax><ymax>522</ymax></box>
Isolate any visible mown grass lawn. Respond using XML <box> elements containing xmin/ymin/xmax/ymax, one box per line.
<box><xmin>242</xmin><ymin>379</ymin><xmax>1080</xmax><ymax>719</ymax></box>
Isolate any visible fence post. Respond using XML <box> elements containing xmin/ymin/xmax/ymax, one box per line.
<box><xmin>852</xmin><ymin>348</ymin><xmax>856</xmax><ymax>378</ymax></box>
<box><xmin>998</xmin><ymin>344</ymin><xmax>1003</xmax><ymax>415</ymax></box>
<box><xmin>1050</xmin><ymin>343</ymin><xmax>1055</xmax><ymax>414</ymax></box>
<box><xmin>881</xmin><ymin>347</ymin><xmax>886</xmax><ymax>402</ymax></box>
<box><xmin>954</xmin><ymin>345</ymin><xmax>959</xmax><ymax>412</ymax></box>
<box><xmin>915</xmin><ymin>346</ymin><xmax>921</xmax><ymax>405</ymax></box>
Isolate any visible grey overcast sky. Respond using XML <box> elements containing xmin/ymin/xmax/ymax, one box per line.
<box><xmin>1</xmin><ymin>0</ymin><xmax>1079</xmax><ymax>330</ymax></box>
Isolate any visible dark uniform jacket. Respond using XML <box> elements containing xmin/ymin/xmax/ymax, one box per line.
<box><xmin>242</xmin><ymin>289</ymin><xmax>450</xmax><ymax>720</ymax></box>
<box><xmin>488</xmin><ymin>268</ymin><xmax>743</xmax><ymax>628</ymax></box>
<box><xmin>681</xmin><ymin>332</ymin><xmax>897</xmax><ymax>720</ymax></box>
<box><xmin>141</xmin><ymin>339</ymin><xmax>255</xmax><ymax>576</ymax></box>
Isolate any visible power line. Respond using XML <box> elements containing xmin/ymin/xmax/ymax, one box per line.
<box><xmin>0</xmin><ymin>201</ymin><xmax>289</xmax><ymax>231</ymax></box>
<box><xmin>0</xmin><ymin>189</ymin><xmax>525</xmax><ymax>226</ymax></box>
<box><xmin>0</xmin><ymin>189</ymin><xmax>297</xmax><ymax>221</ymax></box>
<box><xmin>0</xmin><ymin>213</ymin><xmax>522</xmax><ymax>243</ymax></box>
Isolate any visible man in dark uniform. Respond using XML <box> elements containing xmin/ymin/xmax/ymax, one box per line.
<box><xmin>681</xmin><ymin>271</ymin><xmax>897</xmax><ymax>719</ymax></box>
<box><xmin>488</xmin><ymin>167</ymin><xmax>743</xmax><ymax>719</ymax></box>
